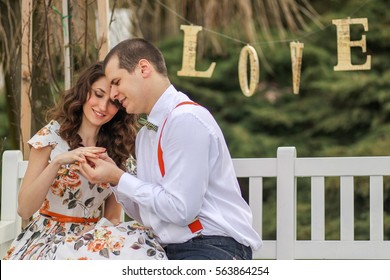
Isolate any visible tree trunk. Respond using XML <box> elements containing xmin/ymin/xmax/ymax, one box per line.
<box><xmin>0</xmin><ymin>0</ymin><xmax>22</xmax><ymax>150</ymax></box>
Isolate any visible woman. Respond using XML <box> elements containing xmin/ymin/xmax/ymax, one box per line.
<box><xmin>3</xmin><ymin>62</ymin><xmax>166</xmax><ymax>260</ymax></box>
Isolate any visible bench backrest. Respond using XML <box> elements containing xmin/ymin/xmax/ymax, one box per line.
<box><xmin>0</xmin><ymin>150</ymin><xmax>26</xmax><ymax>257</ymax></box>
<box><xmin>234</xmin><ymin>147</ymin><xmax>390</xmax><ymax>259</ymax></box>
<box><xmin>1</xmin><ymin>148</ymin><xmax>390</xmax><ymax>259</ymax></box>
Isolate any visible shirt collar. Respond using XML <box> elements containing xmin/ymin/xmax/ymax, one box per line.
<box><xmin>147</xmin><ymin>85</ymin><xmax>190</xmax><ymax>127</ymax></box>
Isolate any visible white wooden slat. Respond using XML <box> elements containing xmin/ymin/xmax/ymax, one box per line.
<box><xmin>276</xmin><ymin>147</ymin><xmax>296</xmax><ymax>259</ymax></box>
<box><xmin>232</xmin><ymin>158</ymin><xmax>277</xmax><ymax>177</ymax></box>
<box><xmin>1</xmin><ymin>151</ymin><xmax>23</xmax><ymax>221</ymax></box>
<box><xmin>253</xmin><ymin>241</ymin><xmax>276</xmax><ymax>259</ymax></box>
<box><xmin>311</xmin><ymin>176</ymin><xmax>325</xmax><ymax>241</ymax></box>
<box><xmin>295</xmin><ymin>241</ymin><xmax>390</xmax><ymax>259</ymax></box>
<box><xmin>340</xmin><ymin>176</ymin><xmax>354</xmax><ymax>241</ymax></box>
<box><xmin>295</xmin><ymin>157</ymin><xmax>390</xmax><ymax>176</ymax></box>
<box><xmin>0</xmin><ymin>221</ymin><xmax>17</xmax><ymax>259</ymax></box>
<box><xmin>0</xmin><ymin>151</ymin><xmax>23</xmax><ymax>258</ymax></box>
<box><xmin>249</xmin><ymin>177</ymin><xmax>263</xmax><ymax>238</ymax></box>
<box><xmin>370</xmin><ymin>176</ymin><xmax>384</xmax><ymax>241</ymax></box>
<box><xmin>18</xmin><ymin>161</ymin><xmax>28</xmax><ymax>179</ymax></box>
<box><xmin>0</xmin><ymin>221</ymin><xmax>16</xmax><ymax>244</ymax></box>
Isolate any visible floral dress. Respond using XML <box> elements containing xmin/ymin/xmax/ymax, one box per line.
<box><xmin>3</xmin><ymin>120</ymin><xmax>166</xmax><ymax>260</ymax></box>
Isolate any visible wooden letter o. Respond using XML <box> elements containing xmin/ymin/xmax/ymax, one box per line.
<box><xmin>238</xmin><ymin>45</ymin><xmax>260</xmax><ymax>97</ymax></box>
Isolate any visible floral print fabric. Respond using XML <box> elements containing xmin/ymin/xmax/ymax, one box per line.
<box><xmin>3</xmin><ymin>121</ymin><xmax>166</xmax><ymax>260</ymax></box>
<box><xmin>56</xmin><ymin>220</ymin><xmax>166</xmax><ymax>260</ymax></box>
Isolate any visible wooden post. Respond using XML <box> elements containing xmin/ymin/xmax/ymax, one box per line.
<box><xmin>96</xmin><ymin>0</ymin><xmax>112</xmax><ymax>220</ymax></box>
<box><xmin>20</xmin><ymin>0</ymin><xmax>33</xmax><ymax>160</ymax></box>
<box><xmin>97</xmin><ymin>0</ymin><xmax>110</xmax><ymax>60</ymax></box>
<box><xmin>20</xmin><ymin>0</ymin><xmax>33</xmax><ymax>229</ymax></box>
<box><xmin>62</xmin><ymin>0</ymin><xmax>71</xmax><ymax>90</ymax></box>
<box><xmin>276</xmin><ymin>147</ymin><xmax>297</xmax><ymax>259</ymax></box>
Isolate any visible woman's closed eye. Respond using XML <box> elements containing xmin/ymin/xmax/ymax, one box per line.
<box><xmin>92</xmin><ymin>89</ymin><xmax>104</xmax><ymax>98</ymax></box>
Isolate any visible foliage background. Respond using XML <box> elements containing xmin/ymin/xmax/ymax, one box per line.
<box><xmin>0</xmin><ymin>0</ymin><xmax>389</xmax><ymax>241</ymax></box>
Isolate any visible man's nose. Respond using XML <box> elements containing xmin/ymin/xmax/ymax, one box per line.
<box><xmin>110</xmin><ymin>85</ymin><xmax>118</xmax><ymax>100</ymax></box>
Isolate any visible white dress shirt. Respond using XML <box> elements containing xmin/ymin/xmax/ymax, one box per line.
<box><xmin>112</xmin><ymin>85</ymin><xmax>262</xmax><ymax>251</ymax></box>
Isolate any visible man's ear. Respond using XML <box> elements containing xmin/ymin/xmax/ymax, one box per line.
<box><xmin>139</xmin><ymin>59</ymin><xmax>152</xmax><ymax>77</ymax></box>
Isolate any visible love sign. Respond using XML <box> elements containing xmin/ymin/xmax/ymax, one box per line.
<box><xmin>177</xmin><ymin>18</ymin><xmax>371</xmax><ymax>96</ymax></box>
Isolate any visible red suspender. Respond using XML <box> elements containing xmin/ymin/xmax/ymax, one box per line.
<box><xmin>157</xmin><ymin>118</ymin><xmax>168</xmax><ymax>177</ymax></box>
<box><xmin>157</xmin><ymin>101</ymin><xmax>198</xmax><ymax>177</ymax></box>
<box><xmin>157</xmin><ymin>101</ymin><xmax>203</xmax><ymax>234</ymax></box>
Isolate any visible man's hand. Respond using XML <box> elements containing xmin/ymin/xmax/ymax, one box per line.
<box><xmin>97</xmin><ymin>152</ymin><xmax>116</xmax><ymax>164</ymax></box>
<box><xmin>78</xmin><ymin>157</ymin><xmax>124</xmax><ymax>185</ymax></box>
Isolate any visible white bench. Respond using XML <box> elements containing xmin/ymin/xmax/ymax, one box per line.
<box><xmin>1</xmin><ymin>147</ymin><xmax>389</xmax><ymax>259</ymax></box>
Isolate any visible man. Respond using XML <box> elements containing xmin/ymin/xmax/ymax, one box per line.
<box><xmin>80</xmin><ymin>38</ymin><xmax>262</xmax><ymax>259</ymax></box>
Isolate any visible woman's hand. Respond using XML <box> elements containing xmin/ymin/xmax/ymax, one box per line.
<box><xmin>52</xmin><ymin>147</ymin><xmax>106</xmax><ymax>166</ymax></box>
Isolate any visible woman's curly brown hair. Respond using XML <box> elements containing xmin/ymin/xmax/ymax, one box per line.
<box><xmin>47</xmin><ymin>61</ymin><xmax>138</xmax><ymax>170</ymax></box>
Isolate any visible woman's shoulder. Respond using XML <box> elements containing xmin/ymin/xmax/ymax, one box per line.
<box><xmin>45</xmin><ymin>119</ymin><xmax>61</xmax><ymax>132</ymax></box>
<box><xmin>36</xmin><ymin>120</ymin><xmax>61</xmax><ymax>138</ymax></box>
<box><xmin>27</xmin><ymin>120</ymin><xmax>63</xmax><ymax>149</ymax></box>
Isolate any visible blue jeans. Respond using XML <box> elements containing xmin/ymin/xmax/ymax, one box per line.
<box><xmin>164</xmin><ymin>235</ymin><xmax>252</xmax><ymax>260</ymax></box>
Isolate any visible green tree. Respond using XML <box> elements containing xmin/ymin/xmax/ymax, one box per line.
<box><xmin>157</xmin><ymin>0</ymin><xmax>390</xmax><ymax>239</ymax></box>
